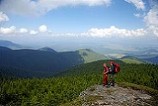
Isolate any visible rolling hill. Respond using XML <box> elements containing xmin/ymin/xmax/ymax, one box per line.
<box><xmin>126</xmin><ymin>48</ymin><xmax>158</xmax><ymax>64</ymax></box>
<box><xmin>38</xmin><ymin>47</ymin><xmax>58</xmax><ymax>53</ymax></box>
<box><xmin>0</xmin><ymin>40</ymin><xmax>23</xmax><ymax>49</ymax></box>
<box><xmin>77</xmin><ymin>49</ymin><xmax>110</xmax><ymax>63</ymax></box>
<box><xmin>0</xmin><ymin>46</ymin><xmax>107</xmax><ymax>77</ymax></box>
<box><xmin>120</xmin><ymin>56</ymin><xmax>145</xmax><ymax>64</ymax></box>
<box><xmin>144</xmin><ymin>56</ymin><xmax>158</xmax><ymax>64</ymax></box>
<box><xmin>0</xmin><ymin>47</ymin><xmax>82</xmax><ymax>77</ymax></box>
<box><xmin>129</xmin><ymin>54</ymin><xmax>158</xmax><ymax>64</ymax></box>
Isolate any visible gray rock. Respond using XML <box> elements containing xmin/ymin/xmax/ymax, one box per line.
<box><xmin>79</xmin><ymin>84</ymin><xmax>153</xmax><ymax>106</ymax></box>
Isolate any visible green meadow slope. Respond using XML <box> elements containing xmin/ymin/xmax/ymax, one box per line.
<box><xmin>77</xmin><ymin>49</ymin><xmax>109</xmax><ymax>63</ymax></box>
<box><xmin>120</xmin><ymin>56</ymin><xmax>144</xmax><ymax>64</ymax></box>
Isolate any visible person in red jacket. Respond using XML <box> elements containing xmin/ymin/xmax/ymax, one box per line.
<box><xmin>109</xmin><ymin>61</ymin><xmax>120</xmax><ymax>86</ymax></box>
<box><xmin>103</xmin><ymin>63</ymin><xmax>109</xmax><ymax>86</ymax></box>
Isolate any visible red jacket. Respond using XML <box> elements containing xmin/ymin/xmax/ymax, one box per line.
<box><xmin>103</xmin><ymin>66</ymin><xmax>109</xmax><ymax>75</ymax></box>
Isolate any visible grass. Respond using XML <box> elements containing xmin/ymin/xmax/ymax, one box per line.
<box><xmin>121</xmin><ymin>58</ymin><xmax>143</xmax><ymax>64</ymax></box>
<box><xmin>78</xmin><ymin>49</ymin><xmax>107</xmax><ymax>63</ymax></box>
<box><xmin>117</xmin><ymin>82</ymin><xmax>158</xmax><ymax>96</ymax></box>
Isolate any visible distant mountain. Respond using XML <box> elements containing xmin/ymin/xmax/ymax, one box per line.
<box><xmin>0</xmin><ymin>40</ymin><xmax>22</xmax><ymax>49</ymax></box>
<box><xmin>125</xmin><ymin>48</ymin><xmax>158</xmax><ymax>64</ymax></box>
<box><xmin>0</xmin><ymin>47</ymin><xmax>107</xmax><ymax>78</ymax></box>
<box><xmin>142</xmin><ymin>49</ymin><xmax>158</xmax><ymax>55</ymax></box>
<box><xmin>144</xmin><ymin>56</ymin><xmax>158</xmax><ymax>64</ymax></box>
<box><xmin>77</xmin><ymin>49</ymin><xmax>109</xmax><ymax>63</ymax></box>
<box><xmin>126</xmin><ymin>48</ymin><xmax>158</xmax><ymax>56</ymax></box>
<box><xmin>0</xmin><ymin>46</ymin><xmax>12</xmax><ymax>51</ymax></box>
<box><xmin>120</xmin><ymin>56</ymin><xmax>144</xmax><ymax>64</ymax></box>
<box><xmin>0</xmin><ymin>47</ymin><xmax>82</xmax><ymax>77</ymax></box>
<box><xmin>38</xmin><ymin>47</ymin><xmax>57</xmax><ymax>53</ymax></box>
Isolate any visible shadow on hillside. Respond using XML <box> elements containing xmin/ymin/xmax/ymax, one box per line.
<box><xmin>0</xmin><ymin>47</ymin><xmax>84</xmax><ymax>78</ymax></box>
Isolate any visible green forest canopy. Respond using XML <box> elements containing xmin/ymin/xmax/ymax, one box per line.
<box><xmin>0</xmin><ymin>60</ymin><xmax>158</xmax><ymax>106</ymax></box>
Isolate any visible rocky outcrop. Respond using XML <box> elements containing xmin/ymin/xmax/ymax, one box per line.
<box><xmin>79</xmin><ymin>84</ymin><xmax>155</xmax><ymax>106</ymax></box>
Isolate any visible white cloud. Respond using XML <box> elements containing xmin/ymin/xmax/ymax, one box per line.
<box><xmin>144</xmin><ymin>6</ymin><xmax>158</xmax><ymax>37</ymax></box>
<box><xmin>0</xmin><ymin>25</ymin><xmax>147</xmax><ymax>38</ymax></box>
<box><xmin>39</xmin><ymin>25</ymin><xmax>47</xmax><ymax>32</ymax></box>
<box><xmin>147</xmin><ymin>25</ymin><xmax>158</xmax><ymax>37</ymax></box>
<box><xmin>30</xmin><ymin>30</ymin><xmax>38</xmax><ymax>35</ymax></box>
<box><xmin>134</xmin><ymin>13</ymin><xmax>141</xmax><ymax>18</ymax></box>
<box><xmin>0</xmin><ymin>0</ymin><xmax>37</xmax><ymax>16</ymax></box>
<box><xmin>124</xmin><ymin>0</ymin><xmax>145</xmax><ymax>10</ymax></box>
<box><xmin>144</xmin><ymin>7</ymin><xmax>158</xmax><ymax>26</ymax></box>
<box><xmin>0</xmin><ymin>25</ymin><xmax>48</xmax><ymax>35</ymax></box>
<box><xmin>81</xmin><ymin>26</ymin><xmax>146</xmax><ymax>37</ymax></box>
<box><xmin>134</xmin><ymin>13</ymin><xmax>145</xmax><ymax>18</ymax></box>
<box><xmin>0</xmin><ymin>26</ymin><xmax>16</xmax><ymax>34</ymax></box>
<box><xmin>134</xmin><ymin>13</ymin><xmax>146</xmax><ymax>18</ymax></box>
<box><xmin>19</xmin><ymin>28</ymin><xmax>28</xmax><ymax>33</ymax></box>
<box><xmin>0</xmin><ymin>12</ymin><xmax>9</xmax><ymax>22</ymax></box>
<box><xmin>0</xmin><ymin>0</ymin><xmax>111</xmax><ymax>16</ymax></box>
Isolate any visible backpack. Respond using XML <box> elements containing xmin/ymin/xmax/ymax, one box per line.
<box><xmin>113</xmin><ymin>63</ymin><xmax>120</xmax><ymax>73</ymax></box>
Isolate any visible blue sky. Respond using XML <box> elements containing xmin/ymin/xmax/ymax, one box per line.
<box><xmin>2</xmin><ymin>0</ymin><xmax>145</xmax><ymax>31</ymax></box>
<box><xmin>0</xmin><ymin>0</ymin><xmax>158</xmax><ymax>52</ymax></box>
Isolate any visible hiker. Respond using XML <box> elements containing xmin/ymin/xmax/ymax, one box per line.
<box><xmin>109</xmin><ymin>61</ymin><xmax>120</xmax><ymax>87</ymax></box>
<box><xmin>103</xmin><ymin>63</ymin><xmax>109</xmax><ymax>86</ymax></box>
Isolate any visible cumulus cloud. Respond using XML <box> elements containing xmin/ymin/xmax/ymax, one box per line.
<box><xmin>0</xmin><ymin>0</ymin><xmax>111</xmax><ymax>16</ymax></box>
<box><xmin>19</xmin><ymin>28</ymin><xmax>28</xmax><ymax>33</ymax></box>
<box><xmin>124</xmin><ymin>0</ymin><xmax>145</xmax><ymax>10</ymax></box>
<box><xmin>0</xmin><ymin>12</ymin><xmax>9</xmax><ymax>22</ymax></box>
<box><xmin>0</xmin><ymin>26</ymin><xmax>16</xmax><ymax>34</ymax></box>
<box><xmin>39</xmin><ymin>25</ymin><xmax>47</xmax><ymax>32</ymax></box>
<box><xmin>144</xmin><ymin>6</ymin><xmax>158</xmax><ymax>37</ymax></box>
<box><xmin>144</xmin><ymin>6</ymin><xmax>158</xmax><ymax>26</ymax></box>
<box><xmin>81</xmin><ymin>26</ymin><xmax>146</xmax><ymax>37</ymax></box>
<box><xmin>0</xmin><ymin>25</ymin><xmax>148</xmax><ymax>38</ymax></box>
<box><xmin>30</xmin><ymin>30</ymin><xmax>38</xmax><ymax>35</ymax></box>
<box><xmin>0</xmin><ymin>25</ymin><xmax>49</xmax><ymax>35</ymax></box>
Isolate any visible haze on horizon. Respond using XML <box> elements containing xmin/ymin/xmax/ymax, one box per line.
<box><xmin>0</xmin><ymin>0</ymin><xmax>158</xmax><ymax>52</ymax></box>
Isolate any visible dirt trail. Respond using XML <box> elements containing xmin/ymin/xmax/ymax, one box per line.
<box><xmin>79</xmin><ymin>84</ymin><xmax>156</xmax><ymax>106</ymax></box>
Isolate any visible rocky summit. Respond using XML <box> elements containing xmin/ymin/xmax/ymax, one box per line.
<box><xmin>79</xmin><ymin>84</ymin><xmax>154</xmax><ymax>106</ymax></box>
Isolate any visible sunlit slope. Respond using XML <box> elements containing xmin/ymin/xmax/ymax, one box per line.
<box><xmin>77</xmin><ymin>49</ymin><xmax>110</xmax><ymax>63</ymax></box>
<box><xmin>120</xmin><ymin>56</ymin><xmax>145</xmax><ymax>64</ymax></box>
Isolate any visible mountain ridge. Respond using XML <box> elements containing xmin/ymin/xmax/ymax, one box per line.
<box><xmin>0</xmin><ymin>40</ymin><xmax>23</xmax><ymax>49</ymax></box>
<box><xmin>38</xmin><ymin>47</ymin><xmax>57</xmax><ymax>53</ymax></box>
<box><xmin>120</xmin><ymin>56</ymin><xmax>145</xmax><ymax>64</ymax></box>
<box><xmin>0</xmin><ymin>46</ymin><xmax>107</xmax><ymax>78</ymax></box>
<box><xmin>77</xmin><ymin>49</ymin><xmax>109</xmax><ymax>63</ymax></box>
